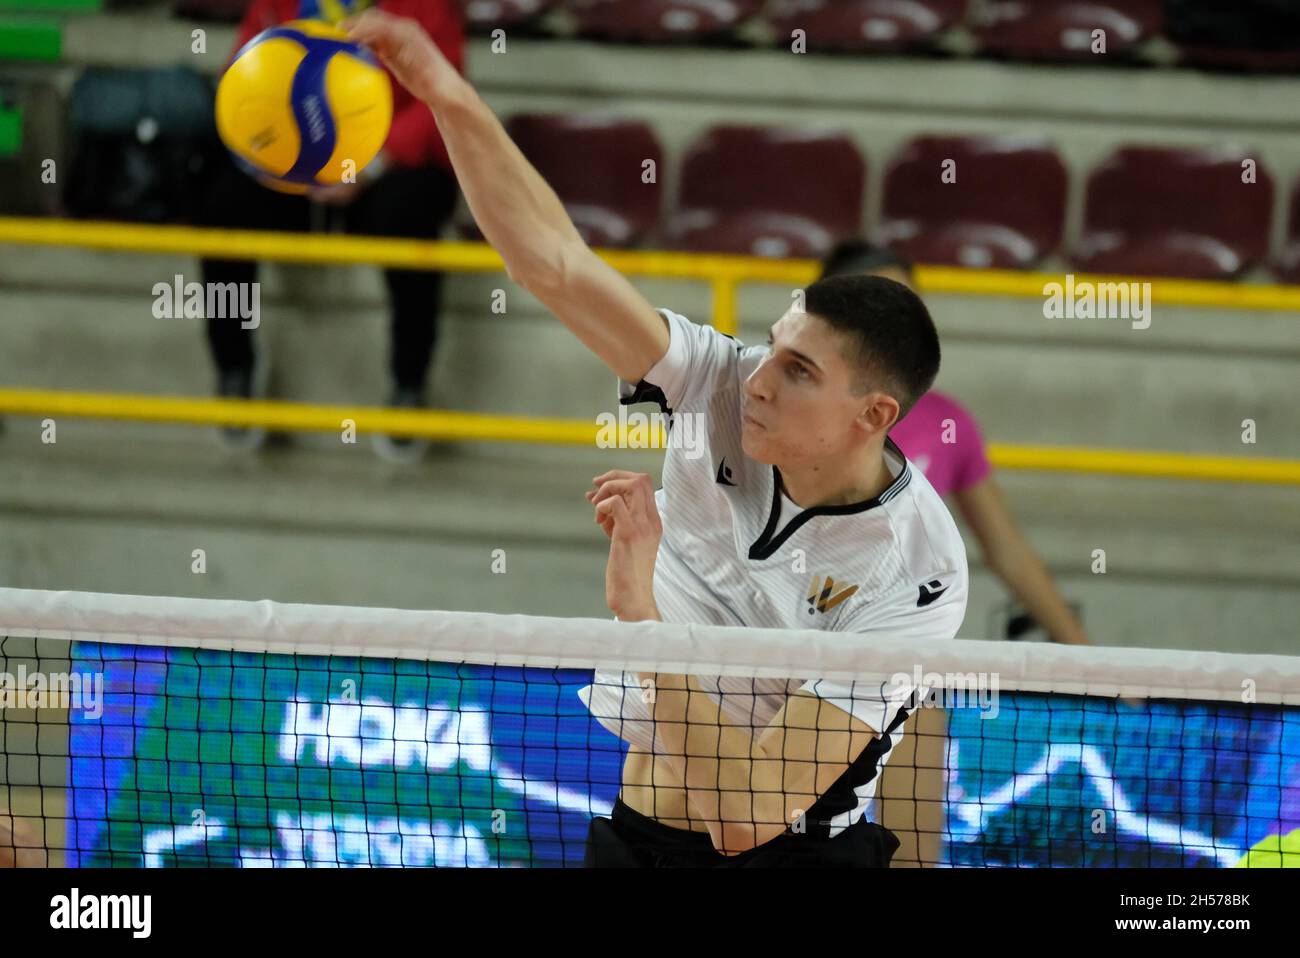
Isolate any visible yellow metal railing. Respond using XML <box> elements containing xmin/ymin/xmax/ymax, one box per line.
<box><xmin>919</xmin><ymin>264</ymin><xmax>1300</xmax><ymax>313</ymax></box>
<box><xmin>1</xmin><ymin>386</ymin><xmax>1297</xmax><ymax>485</ymax></box>
<box><xmin>3</xmin><ymin>216</ymin><xmax>1299</xmax><ymax>486</ymax></box>
<box><xmin>0</xmin><ymin>217</ymin><xmax>807</xmax><ymax>336</ymax></box>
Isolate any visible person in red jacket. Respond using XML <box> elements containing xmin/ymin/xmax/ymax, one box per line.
<box><xmin>200</xmin><ymin>0</ymin><xmax>465</xmax><ymax>461</ymax></box>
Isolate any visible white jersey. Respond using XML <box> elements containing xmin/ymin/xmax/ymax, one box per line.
<box><xmin>579</xmin><ymin>307</ymin><xmax>969</xmax><ymax>836</ymax></box>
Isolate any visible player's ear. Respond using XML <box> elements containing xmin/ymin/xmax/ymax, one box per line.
<box><xmin>857</xmin><ymin>391</ymin><xmax>899</xmax><ymax>436</ymax></box>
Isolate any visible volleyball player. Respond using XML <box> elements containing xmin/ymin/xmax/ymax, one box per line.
<box><xmin>346</xmin><ymin>10</ymin><xmax>969</xmax><ymax>867</ymax></box>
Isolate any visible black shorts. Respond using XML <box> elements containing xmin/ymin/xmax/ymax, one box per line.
<box><xmin>584</xmin><ymin>798</ymin><xmax>900</xmax><ymax>868</ymax></box>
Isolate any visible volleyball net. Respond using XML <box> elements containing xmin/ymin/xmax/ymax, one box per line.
<box><xmin>1</xmin><ymin>588</ymin><xmax>1298</xmax><ymax>868</ymax></box>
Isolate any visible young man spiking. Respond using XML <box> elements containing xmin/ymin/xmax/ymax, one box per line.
<box><xmin>346</xmin><ymin>10</ymin><xmax>968</xmax><ymax>867</ymax></box>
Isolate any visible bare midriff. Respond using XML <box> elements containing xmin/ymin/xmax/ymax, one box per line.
<box><xmin>618</xmin><ymin>746</ymin><xmax>713</xmax><ymax>834</ymax></box>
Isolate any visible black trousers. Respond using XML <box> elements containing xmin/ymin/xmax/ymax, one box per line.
<box><xmin>197</xmin><ymin>153</ymin><xmax>460</xmax><ymax>391</ymax></box>
<box><xmin>584</xmin><ymin>798</ymin><xmax>900</xmax><ymax>868</ymax></box>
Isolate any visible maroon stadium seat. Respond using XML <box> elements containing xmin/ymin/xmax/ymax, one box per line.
<box><xmin>566</xmin><ymin>0</ymin><xmax>766</xmax><ymax>43</ymax></box>
<box><xmin>664</xmin><ymin>125</ymin><xmax>866</xmax><ymax>258</ymax></box>
<box><xmin>458</xmin><ymin>114</ymin><xmax>663</xmax><ymax>248</ymax></box>
<box><xmin>972</xmin><ymin>0</ymin><xmax>1163</xmax><ymax>62</ymax></box>
<box><xmin>1273</xmin><ymin>178</ymin><xmax>1300</xmax><ymax>283</ymax></box>
<box><xmin>765</xmin><ymin>0</ymin><xmax>967</xmax><ymax>52</ymax></box>
<box><xmin>1073</xmin><ymin>146</ymin><xmax>1274</xmax><ymax>280</ymax></box>
<box><xmin>878</xmin><ymin>135</ymin><xmax>1067</xmax><ymax>269</ymax></box>
<box><xmin>457</xmin><ymin>0</ymin><xmax>557</xmax><ymax>31</ymax></box>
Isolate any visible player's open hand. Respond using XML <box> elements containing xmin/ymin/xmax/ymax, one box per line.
<box><xmin>343</xmin><ymin>8</ymin><xmax>458</xmax><ymax>106</ymax></box>
<box><xmin>586</xmin><ymin>471</ymin><xmax>662</xmax><ymax>621</ymax></box>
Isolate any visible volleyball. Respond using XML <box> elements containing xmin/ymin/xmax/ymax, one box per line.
<box><xmin>215</xmin><ymin>18</ymin><xmax>392</xmax><ymax>193</ymax></box>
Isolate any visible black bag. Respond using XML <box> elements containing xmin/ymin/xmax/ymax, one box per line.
<box><xmin>64</xmin><ymin>65</ymin><xmax>222</xmax><ymax>223</ymax></box>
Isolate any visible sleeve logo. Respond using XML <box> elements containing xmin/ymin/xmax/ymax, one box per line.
<box><xmin>917</xmin><ymin>579</ymin><xmax>948</xmax><ymax>607</ymax></box>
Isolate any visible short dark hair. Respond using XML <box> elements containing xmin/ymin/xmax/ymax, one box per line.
<box><xmin>819</xmin><ymin>239</ymin><xmax>915</xmax><ymax>282</ymax></box>
<box><xmin>801</xmin><ymin>273</ymin><xmax>939</xmax><ymax>420</ymax></box>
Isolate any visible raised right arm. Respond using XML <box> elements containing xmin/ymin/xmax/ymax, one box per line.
<box><xmin>346</xmin><ymin>9</ymin><xmax>670</xmax><ymax>385</ymax></box>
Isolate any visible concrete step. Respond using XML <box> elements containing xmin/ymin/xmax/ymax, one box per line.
<box><xmin>0</xmin><ymin>427</ymin><xmax>1296</xmax><ymax>652</ymax></box>
<box><xmin>0</xmin><ymin>429</ymin><xmax>641</xmax><ymax>619</ymax></box>
<box><xmin>3</xmin><ymin>244</ymin><xmax>1298</xmax><ymax>459</ymax></box>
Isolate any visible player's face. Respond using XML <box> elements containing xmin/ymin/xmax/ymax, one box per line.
<box><xmin>740</xmin><ymin>307</ymin><xmax>881</xmax><ymax>465</ymax></box>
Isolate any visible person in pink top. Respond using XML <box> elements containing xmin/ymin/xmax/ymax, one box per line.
<box><xmin>821</xmin><ymin>241</ymin><xmax>1090</xmax><ymax>646</ymax></box>
<box><xmin>891</xmin><ymin>392</ymin><xmax>991</xmax><ymax>499</ymax></box>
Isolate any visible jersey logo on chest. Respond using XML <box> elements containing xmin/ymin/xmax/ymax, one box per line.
<box><xmin>806</xmin><ymin>574</ymin><xmax>859</xmax><ymax>616</ymax></box>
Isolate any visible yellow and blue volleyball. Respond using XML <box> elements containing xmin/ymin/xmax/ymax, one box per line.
<box><xmin>215</xmin><ymin>19</ymin><xmax>392</xmax><ymax>193</ymax></box>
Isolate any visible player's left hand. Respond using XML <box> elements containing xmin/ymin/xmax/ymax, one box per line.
<box><xmin>586</xmin><ymin>470</ymin><xmax>662</xmax><ymax>621</ymax></box>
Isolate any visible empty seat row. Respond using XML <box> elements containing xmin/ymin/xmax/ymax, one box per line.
<box><xmin>480</xmin><ymin>116</ymin><xmax>1300</xmax><ymax>282</ymax></box>
<box><xmin>456</xmin><ymin>0</ymin><xmax>1300</xmax><ymax>72</ymax></box>
<box><xmin>159</xmin><ymin>1</ymin><xmax>1300</xmax><ymax>73</ymax></box>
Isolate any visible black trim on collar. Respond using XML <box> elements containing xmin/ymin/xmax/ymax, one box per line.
<box><xmin>747</xmin><ymin>437</ymin><xmax>912</xmax><ymax>561</ymax></box>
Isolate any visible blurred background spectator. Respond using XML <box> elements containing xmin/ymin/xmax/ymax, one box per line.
<box><xmin>200</xmin><ymin>0</ymin><xmax>465</xmax><ymax>460</ymax></box>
